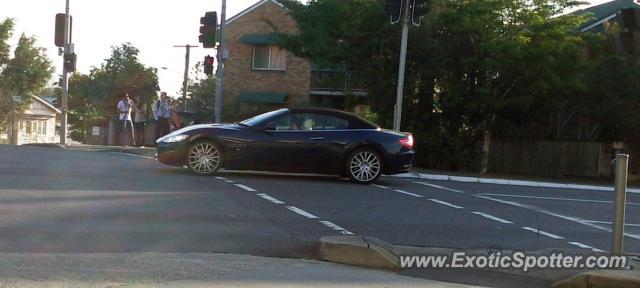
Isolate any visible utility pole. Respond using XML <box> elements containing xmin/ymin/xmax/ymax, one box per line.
<box><xmin>393</xmin><ymin>0</ymin><xmax>411</xmax><ymax>132</ymax></box>
<box><xmin>173</xmin><ymin>44</ymin><xmax>198</xmax><ymax>112</ymax></box>
<box><xmin>214</xmin><ymin>0</ymin><xmax>226</xmax><ymax>123</ymax></box>
<box><xmin>60</xmin><ymin>0</ymin><xmax>70</xmax><ymax>145</ymax></box>
<box><xmin>10</xmin><ymin>97</ymin><xmax>16</xmax><ymax>145</ymax></box>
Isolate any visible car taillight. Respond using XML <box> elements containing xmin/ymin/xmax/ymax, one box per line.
<box><xmin>400</xmin><ymin>134</ymin><xmax>414</xmax><ymax>149</ymax></box>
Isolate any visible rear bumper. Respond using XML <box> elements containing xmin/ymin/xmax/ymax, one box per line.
<box><xmin>156</xmin><ymin>142</ymin><xmax>189</xmax><ymax>166</ymax></box>
<box><xmin>384</xmin><ymin>150</ymin><xmax>414</xmax><ymax>175</ymax></box>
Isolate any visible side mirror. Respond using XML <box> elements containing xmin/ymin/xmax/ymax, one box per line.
<box><xmin>264</xmin><ymin>122</ymin><xmax>276</xmax><ymax>132</ymax></box>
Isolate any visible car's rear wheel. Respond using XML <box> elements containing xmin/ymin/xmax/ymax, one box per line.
<box><xmin>186</xmin><ymin>140</ymin><xmax>222</xmax><ymax>175</ymax></box>
<box><xmin>347</xmin><ymin>148</ymin><xmax>382</xmax><ymax>184</ymax></box>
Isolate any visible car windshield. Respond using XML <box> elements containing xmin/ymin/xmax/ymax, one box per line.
<box><xmin>239</xmin><ymin>108</ymin><xmax>288</xmax><ymax>127</ymax></box>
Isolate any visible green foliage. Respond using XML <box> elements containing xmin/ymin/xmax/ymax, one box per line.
<box><xmin>0</xmin><ymin>18</ymin><xmax>54</xmax><ymax>127</ymax></box>
<box><xmin>68</xmin><ymin>43</ymin><xmax>159</xmax><ymax>142</ymax></box>
<box><xmin>184</xmin><ymin>61</ymin><xmax>216</xmax><ymax>118</ymax></box>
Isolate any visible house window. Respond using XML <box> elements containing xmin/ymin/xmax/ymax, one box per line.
<box><xmin>41</xmin><ymin>121</ymin><xmax>47</xmax><ymax>135</ymax></box>
<box><xmin>252</xmin><ymin>44</ymin><xmax>286</xmax><ymax>70</ymax></box>
<box><xmin>26</xmin><ymin>121</ymin><xmax>32</xmax><ymax>134</ymax></box>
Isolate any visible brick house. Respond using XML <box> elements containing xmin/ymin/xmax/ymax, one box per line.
<box><xmin>222</xmin><ymin>0</ymin><xmax>366</xmax><ymax>119</ymax></box>
<box><xmin>223</xmin><ymin>0</ymin><xmax>310</xmax><ymax>116</ymax></box>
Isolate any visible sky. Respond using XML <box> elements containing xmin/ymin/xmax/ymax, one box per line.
<box><xmin>0</xmin><ymin>0</ymin><xmax>264</xmax><ymax>98</ymax></box>
<box><xmin>1</xmin><ymin>0</ymin><xmax>610</xmax><ymax>98</ymax></box>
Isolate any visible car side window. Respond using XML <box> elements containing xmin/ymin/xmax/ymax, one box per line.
<box><xmin>273</xmin><ymin>115</ymin><xmax>293</xmax><ymax>131</ymax></box>
<box><xmin>321</xmin><ymin>115</ymin><xmax>349</xmax><ymax>130</ymax></box>
<box><xmin>273</xmin><ymin>113</ymin><xmax>319</xmax><ymax>131</ymax></box>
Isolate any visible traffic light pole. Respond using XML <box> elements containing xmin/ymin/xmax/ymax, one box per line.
<box><xmin>393</xmin><ymin>0</ymin><xmax>411</xmax><ymax>131</ymax></box>
<box><xmin>174</xmin><ymin>44</ymin><xmax>198</xmax><ymax>112</ymax></box>
<box><xmin>214</xmin><ymin>0</ymin><xmax>226</xmax><ymax>123</ymax></box>
<box><xmin>60</xmin><ymin>0</ymin><xmax>70</xmax><ymax>145</ymax></box>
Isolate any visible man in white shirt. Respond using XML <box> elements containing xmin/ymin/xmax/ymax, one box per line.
<box><xmin>153</xmin><ymin>92</ymin><xmax>172</xmax><ymax>140</ymax></box>
<box><xmin>117</xmin><ymin>93</ymin><xmax>135</xmax><ymax>146</ymax></box>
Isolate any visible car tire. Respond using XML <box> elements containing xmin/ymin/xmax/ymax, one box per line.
<box><xmin>186</xmin><ymin>140</ymin><xmax>223</xmax><ymax>175</ymax></box>
<box><xmin>346</xmin><ymin>148</ymin><xmax>382</xmax><ymax>184</ymax></box>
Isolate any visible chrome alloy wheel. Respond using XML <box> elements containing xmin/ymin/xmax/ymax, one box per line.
<box><xmin>349</xmin><ymin>150</ymin><xmax>381</xmax><ymax>183</ymax></box>
<box><xmin>188</xmin><ymin>142</ymin><xmax>221</xmax><ymax>175</ymax></box>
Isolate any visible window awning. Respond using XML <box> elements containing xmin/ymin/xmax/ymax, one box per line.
<box><xmin>238</xmin><ymin>92</ymin><xmax>288</xmax><ymax>104</ymax></box>
<box><xmin>239</xmin><ymin>33</ymin><xmax>277</xmax><ymax>44</ymax></box>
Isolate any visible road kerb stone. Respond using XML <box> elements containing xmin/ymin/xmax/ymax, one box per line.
<box><xmin>318</xmin><ymin>236</ymin><xmax>400</xmax><ymax>271</ymax></box>
<box><xmin>551</xmin><ymin>270</ymin><xmax>640</xmax><ymax>288</ymax></box>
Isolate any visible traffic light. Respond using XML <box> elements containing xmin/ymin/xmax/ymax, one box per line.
<box><xmin>54</xmin><ymin>13</ymin><xmax>72</xmax><ymax>47</ymax></box>
<box><xmin>386</xmin><ymin>0</ymin><xmax>403</xmax><ymax>24</ymax></box>
<box><xmin>63</xmin><ymin>53</ymin><xmax>77</xmax><ymax>72</ymax></box>
<box><xmin>199</xmin><ymin>11</ymin><xmax>218</xmax><ymax>48</ymax></box>
<box><xmin>411</xmin><ymin>0</ymin><xmax>428</xmax><ymax>25</ymax></box>
<box><xmin>204</xmin><ymin>55</ymin><xmax>214</xmax><ymax>76</ymax></box>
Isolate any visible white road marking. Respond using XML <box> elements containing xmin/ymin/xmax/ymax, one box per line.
<box><xmin>371</xmin><ymin>184</ymin><xmax>389</xmax><ymax>189</ymax></box>
<box><xmin>394</xmin><ymin>189</ymin><xmax>424</xmax><ymax>198</ymax></box>
<box><xmin>256</xmin><ymin>193</ymin><xmax>284</xmax><ymax>204</ymax></box>
<box><xmin>521</xmin><ymin>226</ymin><xmax>564</xmax><ymax>240</ymax></box>
<box><xmin>225</xmin><ymin>180</ymin><xmax>235</xmax><ymax>183</ymax></box>
<box><xmin>475</xmin><ymin>194</ymin><xmax>640</xmax><ymax>241</ymax></box>
<box><xmin>428</xmin><ymin>199</ymin><xmax>464</xmax><ymax>209</ymax></box>
<box><xmin>479</xmin><ymin>193</ymin><xmax>640</xmax><ymax>206</ymax></box>
<box><xmin>414</xmin><ymin>182</ymin><xmax>465</xmax><ymax>194</ymax></box>
<box><xmin>286</xmin><ymin>206</ymin><xmax>319</xmax><ymax>219</ymax></box>
<box><xmin>110</xmin><ymin>152</ymin><xmax>155</xmax><ymax>160</ymax></box>
<box><xmin>215</xmin><ymin>176</ymin><xmax>227</xmax><ymax>181</ymax></box>
<box><xmin>584</xmin><ymin>220</ymin><xmax>640</xmax><ymax>227</ymax></box>
<box><xmin>471</xmin><ymin>212</ymin><xmax>513</xmax><ymax>224</ymax></box>
<box><xmin>234</xmin><ymin>184</ymin><xmax>256</xmax><ymax>192</ymax></box>
<box><xmin>319</xmin><ymin>221</ymin><xmax>354</xmax><ymax>235</ymax></box>
<box><xmin>568</xmin><ymin>241</ymin><xmax>605</xmax><ymax>252</ymax></box>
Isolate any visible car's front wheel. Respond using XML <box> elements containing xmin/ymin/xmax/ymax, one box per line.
<box><xmin>186</xmin><ymin>140</ymin><xmax>222</xmax><ymax>175</ymax></box>
<box><xmin>347</xmin><ymin>148</ymin><xmax>382</xmax><ymax>184</ymax></box>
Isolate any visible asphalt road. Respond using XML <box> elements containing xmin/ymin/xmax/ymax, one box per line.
<box><xmin>1</xmin><ymin>145</ymin><xmax>639</xmax><ymax>287</ymax></box>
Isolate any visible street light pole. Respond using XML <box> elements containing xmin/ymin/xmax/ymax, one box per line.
<box><xmin>214</xmin><ymin>0</ymin><xmax>226</xmax><ymax>123</ymax></box>
<box><xmin>60</xmin><ymin>0</ymin><xmax>70</xmax><ymax>145</ymax></box>
<box><xmin>173</xmin><ymin>44</ymin><xmax>198</xmax><ymax>112</ymax></box>
<box><xmin>393</xmin><ymin>0</ymin><xmax>411</xmax><ymax>131</ymax></box>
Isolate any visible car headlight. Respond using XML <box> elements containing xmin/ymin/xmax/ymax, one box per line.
<box><xmin>160</xmin><ymin>134</ymin><xmax>189</xmax><ymax>143</ymax></box>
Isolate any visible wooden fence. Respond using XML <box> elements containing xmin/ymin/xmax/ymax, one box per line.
<box><xmin>489</xmin><ymin>141</ymin><xmax>608</xmax><ymax>178</ymax></box>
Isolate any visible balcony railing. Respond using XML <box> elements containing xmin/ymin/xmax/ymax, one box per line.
<box><xmin>310</xmin><ymin>65</ymin><xmax>366</xmax><ymax>96</ymax></box>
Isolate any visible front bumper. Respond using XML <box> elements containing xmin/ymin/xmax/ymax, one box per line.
<box><xmin>156</xmin><ymin>141</ymin><xmax>189</xmax><ymax>166</ymax></box>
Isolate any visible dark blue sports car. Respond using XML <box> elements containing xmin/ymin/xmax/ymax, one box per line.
<box><xmin>156</xmin><ymin>108</ymin><xmax>414</xmax><ymax>184</ymax></box>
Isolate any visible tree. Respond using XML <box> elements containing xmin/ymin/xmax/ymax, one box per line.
<box><xmin>68</xmin><ymin>43</ymin><xmax>159</xmax><ymax>142</ymax></box>
<box><xmin>184</xmin><ymin>61</ymin><xmax>216</xmax><ymax>122</ymax></box>
<box><xmin>0</xmin><ymin>18</ymin><xmax>54</xmax><ymax>129</ymax></box>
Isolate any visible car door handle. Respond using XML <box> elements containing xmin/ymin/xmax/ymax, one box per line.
<box><xmin>309</xmin><ymin>137</ymin><xmax>324</xmax><ymax>141</ymax></box>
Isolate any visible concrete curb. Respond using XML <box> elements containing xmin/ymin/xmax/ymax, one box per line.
<box><xmin>318</xmin><ymin>236</ymin><xmax>400</xmax><ymax>271</ymax></box>
<box><xmin>20</xmin><ymin>143</ymin><xmax>65</xmax><ymax>149</ymax></box>
<box><xmin>551</xmin><ymin>270</ymin><xmax>640</xmax><ymax>288</ymax></box>
<box><xmin>392</xmin><ymin>172</ymin><xmax>640</xmax><ymax>193</ymax></box>
<box><xmin>109</xmin><ymin>147</ymin><xmax>157</xmax><ymax>158</ymax></box>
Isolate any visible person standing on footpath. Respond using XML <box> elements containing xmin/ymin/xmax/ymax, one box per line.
<box><xmin>134</xmin><ymin>102</ymin><xmax>147</xmax><ymax>147</ymax></box>
<box><xmin>117</xmin><ymin>93</ymin><xmax>135</xmax><ymax>146</ymax></box>
<box><xmin>154</xmin><ymin>92</ymin><xmax>172</xmax><ymax>141</ymax></box>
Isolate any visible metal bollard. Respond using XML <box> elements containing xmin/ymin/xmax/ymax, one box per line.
<box><xmin>612</xmin><ymin>154</ymin><xmax>629</xmax><ymax>256</ymax></box>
